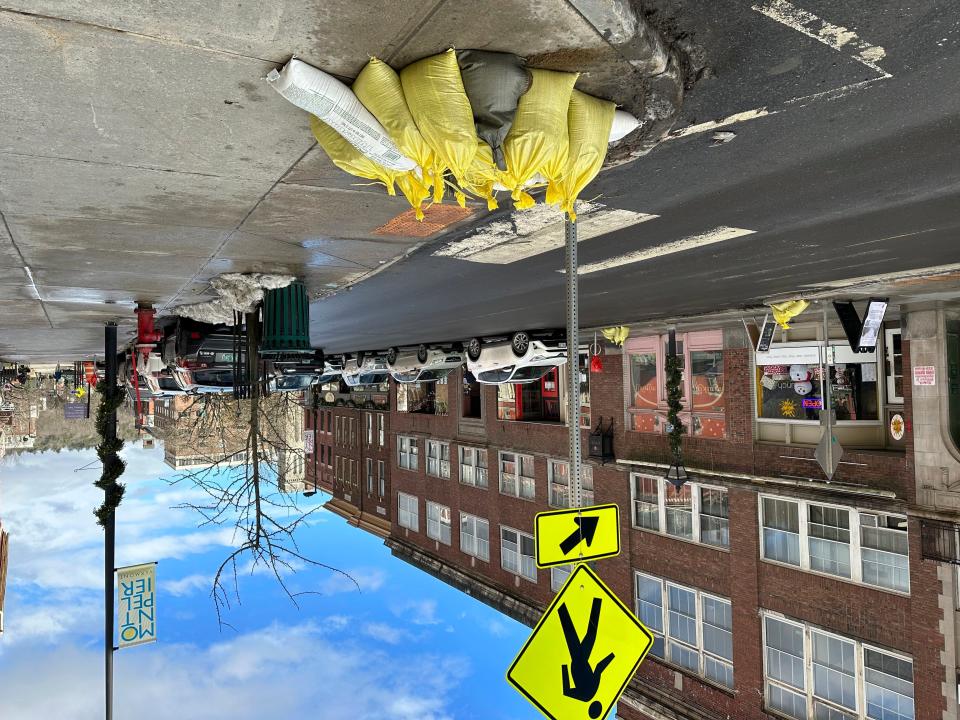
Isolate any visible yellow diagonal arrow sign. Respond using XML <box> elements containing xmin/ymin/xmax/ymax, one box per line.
<box><xmin>535</xmin><ymin>504</ymin><xmax>620</xmax><ymax>568</ymax></box>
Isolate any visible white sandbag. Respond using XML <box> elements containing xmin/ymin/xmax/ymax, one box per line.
<box><xmin>266</xmin><ymin>58</ymin><xmax>416</xmax><ymax>172</ymax></box>
<box><xmin>609</xmin><ymin>109</ymin><xmax>640</xmax><ymax>142</ymax></box>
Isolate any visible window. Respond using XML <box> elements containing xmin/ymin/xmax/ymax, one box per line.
<box><xmin>632</xmin><ymin>474</ymin><xmax>660</xmax><ymax>531</ymax></box>
<box><xmin>378</xmin><ymin>413</ymin><xmax>385</xmax><ymax>447</ymax></box>
<box><xmin>500</xmin><ymin>451</ymin><xmax>535</xmax><ymax>500</ymax></box>
<box><xmin>335</xmin><ymin>416</ymin><xmax>342</xmax><ymax>445</ymax></box>
<box><xmin>760</xmin><ymin>496</ymin><xmax>909</xmax><ymax>593</ymax></box>
<box><xmin>398</xmin><ymin>436</ymin><xmax>418</xmax><ymax>470</ymax></box>
<box><xmin>763</xmin><ymin>615</ymin><xmax>915</xmax><ymax>720</ymax></box>
<box><xmin>762</xmin><ymin>497</ymin><xmax>801</xmax><ymax>566</ymax></box>
<box><xmin>426</xmin><ymin>502</ymin><xmax>452</xmax><ymax>545</ymax></box>
<box><xmin>366</xmin><ymin>458</ymin><xmax>374</xmax><ymax>493</ymax></box>
<box><xmin>666</xmin><ymin>484</ymin><xmax>694</xmax><ymax>540</ymax></box>
<box><xmin>398</xmin><ymin>492</ymin><xmax>418</xmax><ymax>531</ymax></box>
<box><xmin>349</xmin><ymin>417</ymin><xmax>356</xmax><ymax>447</ymax></box>
<box><xmin>860</xmin><ymin>513</ymin><xmax>909</xmax><ymax>593</ymax></box>
<box><xmin>460</xmin><ymin>513</ymin><xmax>489</xmax><ymax>561</ymax></box>
<box><xmin>629</xmin><ymin>352</ymin><xmax>659</xmax><ymax>410</ymax></box>
<box><xmin>551</xmin><ymin>564</ymin><xmax>572</xmax><ymax>592</ymax></box>
<box><xmin>630</xmin><ymin>474</ymin><xmax>729</xmax><ymax>549</ymax></box>
<box><xmin>501</xmin><ymin>526</ymin><xmax>537</xmax><ymax>581</ymax></box>
<box><xmin>885</xmin><ymin>328</ymin><xmax>904</xmax><ymax>404</ymax></box>
<box><xmin>459</xmin><ymin>447</ymin><xmax>488</xmax><ymax>488</ymax></box>
<box><xmin>366</xmin><ymin>413</ymin><xmax>373</xmax><ymax>445</ymax></box>
<box><xmin>426</xmin><ymin>440</ymin><xmax>450</xmax><ymax>478</ymax></box>
<box><xmin>378</xmin><ymin>460</ymin><xmax>386</xmax><ymax>497</ymax></box>
<box><xmin>699</xmin><ymin>487</ymin><xmax>730</xmax><ymax>548</ymax></box>
<box><xmin>548</xmin><ymin>460</ymin><xmax>594</xmax><ymax>507</ymax></box>
<box><xmin>634</xmin><ymin>572</ymin><xmax>733</xmax><ymax>689</ymax></box>
<box><xmin>808</xmin><ymin>503</ymin><xmax>852</xmax><ymax>578</ymax></box>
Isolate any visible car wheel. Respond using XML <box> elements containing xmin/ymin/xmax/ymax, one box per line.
<box><xmin>466</xmin><ymin>338</ymin><xmax>482</xmax><ymax>362</ymax></box>
<box><xmin>417</xmin><ymin>344</ymin><xmax>428</xmax><ymax>363</ymax></box>
<box><xmin>386</xmin><ymin>347</ymin><xmax>399</xmax><ymax>366</ymax></box>
<box><xmin>511</xmin><ymin>331</ymin><xmax>531</xmax><ymax>358</ymax></box>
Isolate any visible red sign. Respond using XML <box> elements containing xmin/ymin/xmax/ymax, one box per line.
<box><xmin>802</xmin><ymin>398</ymin><xmax>823</xmax><ymax>409</ymax></box>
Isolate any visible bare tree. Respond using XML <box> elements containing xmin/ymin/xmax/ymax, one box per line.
<box><xmin>167</xmin><ymin>315</ymin><xmax>355</xmax><ymax>628</ymax></box>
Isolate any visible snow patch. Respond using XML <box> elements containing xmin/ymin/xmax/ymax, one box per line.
<box><xmin>172</xmin><ymin>273</ymin><xmax>295</xmax><ymax>325</ymax></box>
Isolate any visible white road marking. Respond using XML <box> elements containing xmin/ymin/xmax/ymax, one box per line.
<box><xmin>751</xmin><ymin>0</ymin><xmax>891</xmax><ymax>77</ymax></box>
<box><xmin>433</xmin><ymin>202</ymin><xmax>658</xmax><ymax>264</ymax></box>
<box><xmin>569</xmin><ymin>226</ymin><xmax>757</xmax><ymax>275</ymax></box>
<box><xmin>668</xmin><ymin>108</ymin><xmax>775</xmax><ymax>139</ymax></box>
<box><xmin>668</xmin><ymin>3</ymin><xmax>891</xmax><ymax>142</ymax></box>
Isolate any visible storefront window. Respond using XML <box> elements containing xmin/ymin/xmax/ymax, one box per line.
<box><xmin>757</xmin><ymin>360</ymin><xmax>879</xmax><ymax>421</ymax></box>
<box><xmin>398</xmin><ymin>380</ymin><xmax>449</xmax><ymax>415</ymax></box>
<box><xmin>691</xmin><ymin>351</ymin><xmax>724</xmax><ymax>412</ymax></box>
<box><xmin>630</xmin><ymin>353</ymin><xmax>658</xmax><ymax>410</ymax></box>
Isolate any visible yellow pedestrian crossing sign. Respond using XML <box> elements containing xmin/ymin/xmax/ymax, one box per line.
<box><xmin>507</xmin><ymin>563</ymin><xmax>654</xmax><ymax>720</ymax></box>
<box><xmin>535</xmin><ymin>504</ymin><xmax>620</xmax><ymax>568</ymax></box>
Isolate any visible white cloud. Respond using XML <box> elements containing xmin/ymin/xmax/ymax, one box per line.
<box><xmin>0</xmin><ymin>449</ymin><xmax>241</xmax><ymax>592</ymax></box>
<box><xmin>393</xmin><ymin>598</ymin><xmax>442</xmax><ymax>626</ymax></box>
<box><xmin>164</xmin><ymin>574</ymin><xmax>212</xmax><ymax>597</ymax></box>
<box><xmin>0</xmin><ymin>623</ymin><xmax>469</xmax><ymax>720</ymax></box>
<box><xmin>318</xmin><ymin>567</ymin><xmax>385</xmax><ymax>595</ymax></box>
<box><xmin>362</xmin><ymin>622</ymin><xmax>407</xmax><ymax>645</ymax></box>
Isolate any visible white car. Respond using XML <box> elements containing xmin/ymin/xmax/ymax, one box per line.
<box><xmin>341</xmin><ymin>355</ymin><xmax>391</xmax><ymax>388</ymax></box>
<box><xmin>386</xmin><ymin>344</ymin><xmax>464</xmax><ymax>384</ymax></box>
<box><xmin>464</xmin><ymin>331</ymin><xmax>576</xmax><ymax>385</ymax></box>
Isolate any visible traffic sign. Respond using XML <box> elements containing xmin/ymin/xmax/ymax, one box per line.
<box><xmin>507</xmin><ymin>563</ymin><xmax>654</xmax><ymax>720</ymax></box>
<box><xmin>535</xmin><ymin>504</ymin><xmax>620</xmax><ymax>568</ymax></box>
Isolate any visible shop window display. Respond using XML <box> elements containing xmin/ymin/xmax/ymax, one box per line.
<box><xmin>757</xmin><ymin>362</ymin><xmax>878</xmax><ymax>421</ymax></box>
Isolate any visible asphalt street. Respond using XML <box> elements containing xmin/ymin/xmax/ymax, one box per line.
<box><xmin>310</xmin><ymin>0</ymin><xmax>960</xmax><ymax>353</ymax></box>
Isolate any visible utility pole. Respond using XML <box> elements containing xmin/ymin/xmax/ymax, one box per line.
<box><xmin>564</xmin><ymin>213</ymin><xmax>583</xmax><ymax>509</ymax></box>
<box><xmin>104</xmin><ymin>322</ymin><xmax>117</xmax><ymax>720</ymax></box>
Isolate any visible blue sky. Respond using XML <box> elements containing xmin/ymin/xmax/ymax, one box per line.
<box><xmin>0</xmin><ymin>444</ymin><xmax>538</xmax><ymax>720</ymax></box>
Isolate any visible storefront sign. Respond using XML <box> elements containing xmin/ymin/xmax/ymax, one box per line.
<box><xmin>802</xmin><ymin>398</ymin><xmax>823</xmax><ymax>409</ymax></box>
<box><xmin>913</xmin><ymin>365</ymin><xmax>936</xmax><ymax>386</ymax></box>
<box><xmin>755</xmin><ymin>345</ymin><xmax>821</xmax><ymax>366</ymax></box>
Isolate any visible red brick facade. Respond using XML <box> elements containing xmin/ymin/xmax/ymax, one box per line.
<box><xmin>311</xmin><ymin>325</ymin><xmax>947</xmax><ymax>720</ymax></box>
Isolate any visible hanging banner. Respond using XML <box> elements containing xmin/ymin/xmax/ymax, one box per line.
<box><xmin>117</xmin><ymin>562</ymin><xmax>157</xmax><ymax>649</ymax></box>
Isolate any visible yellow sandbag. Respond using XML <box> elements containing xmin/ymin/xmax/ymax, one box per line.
<box><xmin>353</xmin><ymin>57</ymin><xmax>442</xmax><ymax>201</ymax></box>
<box><xmin>769</xmin><ymin>300</ymin><xmax>810</xmax><ymax>329</ymax></box>
<box><xmin>310</xmin><ymin>115</ymin><xmax>430</xmax><ymax>219</ymax></box>
<box><xmin>558</xmin><ymin>89</ymin><xmax>615</xmax><ymax>220</ymax></box>
<box><xmin>401</xmin><ymin>49</ymin><xmax>478</xmax><ymax>191</ymax></box>
<box><xmin>501</xmin><ymin>69</ymin><xmax>578</xmax><ymax>210</ymax></box>
<box><xmin>463</xmin><ymin>140</ymin><xmax>500</xmax><ymax>211</ymax></box>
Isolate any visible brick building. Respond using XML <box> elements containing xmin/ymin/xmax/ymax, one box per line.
<box><xmin>306</xmin><ymin>382</ymin><xmax>392</xmax><ymax>537</ymax></box>
<box><xmin>311</xmin><ymin>307</ymin><xmax>960</xmax><ymax>720</ymax></box>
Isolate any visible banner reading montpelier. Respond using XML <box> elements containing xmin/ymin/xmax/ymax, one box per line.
<box><xmin>116</xmin><ymin>562</ymin><xmax>156</xmax><ymax>649</ymax></box>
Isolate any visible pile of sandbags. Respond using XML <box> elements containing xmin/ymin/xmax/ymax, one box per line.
<box><xmin>267</xmin><ymin>49</ymin><xmax>640</xmax><ymax>221</ymax></box>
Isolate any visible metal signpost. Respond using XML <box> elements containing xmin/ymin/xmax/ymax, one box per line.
<box><xmin>564</xmin><ymin>214</ymin><xmax>583</xmax><ymax>509</ymax></box>
<box><xmin>104</xmin><ymin>323</ymin><xmax>117</xmax><ymax>720</ymax></box>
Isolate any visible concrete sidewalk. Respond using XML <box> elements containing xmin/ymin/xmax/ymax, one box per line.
<box><xmin>0</xmin><ymin>0</ymin><xmax>683</xmax><ymax>361</ymax></box>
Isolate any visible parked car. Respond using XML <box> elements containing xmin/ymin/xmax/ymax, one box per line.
<box><xmin>341</xmin><ymin>355</ymin><xmax>391</xmax><ymax>388</ymax></box>
<box><xmin>268</xmin><ymin>349</ymin><xmax>341</xmax><ymax>391</ymax></box>
<box><xmin>463</xmin><ymin>330</ymin><xmax>575</xmax><ymax>385</ymax></box>
<box><xmin>161</xmin><ymin>318</ymin><xmax>239</xmax><ymax>369</ymax></box>
<box><xmin>386</xmin><ymin>344</ymin><xmax>463</xmax><ymax>384</ymax></box>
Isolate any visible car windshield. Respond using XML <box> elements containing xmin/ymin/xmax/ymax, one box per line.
<box><xmin>417</xmin><ymin>369</ymin><xmax>452</xmax><ymax>382</ymax></box>
<box><xmin>157</xmin><ymin>377</ymin><xmax>180</xmax><ymax>391</ymax></box>
<box><xmin>478</xmin><ymin>368</ymin><xmax>513</xmax><ymax>383</ymax></box>
<box><xmin>357</xmin><ymin>372</ymin><xmax>388</xmax><ymax>386</ymax></box>
<box><xmin>277</xmin><ymin>375</ymin><xmax>314</xmax><ymax>389</ymax></box>
<box><xmin>393</xmin><ymin>371</ymin><xmax>420</xmax><ymax>383</ymax></box>
<box><xmin>191</xmin><ymin>370</ymin><xmax>234</xmax><ymax>387</ymax></box>
<box><xmin>510</xmin><ymin>366</ymin><xmax>554</xmax><ymax>382</ymax></box>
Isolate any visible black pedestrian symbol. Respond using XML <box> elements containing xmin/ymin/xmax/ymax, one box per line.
<box><xmin>559</xmin><ymin>597</ymin><xmax>615</xmax><ymax>719</ymax></box>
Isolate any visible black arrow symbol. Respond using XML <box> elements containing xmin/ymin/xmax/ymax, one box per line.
<box><xmin>559</xmin><ymin>516</ymin><xmax>600</xmax><ymax>555</ymax></box>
